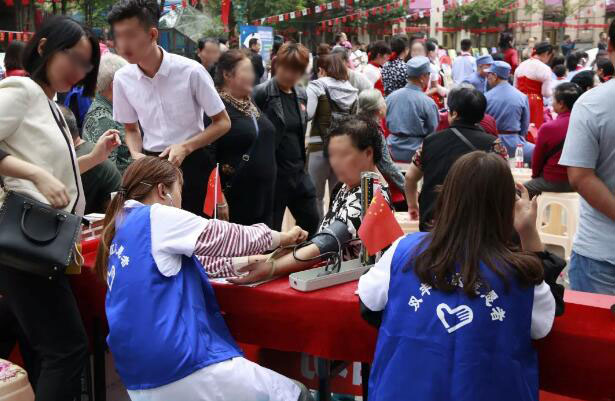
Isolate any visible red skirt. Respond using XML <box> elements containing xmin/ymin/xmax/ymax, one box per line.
<box><xmin>516</xmin><ymin>76</ymin><xmax>544</xmax><ymax>128</ymax></box>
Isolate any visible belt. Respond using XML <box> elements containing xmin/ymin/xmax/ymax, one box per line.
<box><xmin>143</xmin><ymin>149</ymin><xmax>162</xmax><ymax>157</ymax></box>
<box><xmin>499</xmin><ymin>131</ymin><xmax>520</xmax><ymax>135</ymax></box>
<box><xmin>390</xmin><ymin>132</ymin><xmax>425</xmax><ymax>138</ymax></box>
<box><xmin>307</xmin><ymin>142</ymin><xmax>324</xmax><ymax>153</ymax></box>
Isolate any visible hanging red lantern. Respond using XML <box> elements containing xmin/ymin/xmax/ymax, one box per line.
<box><xmin>181</xmin><ymin>0</ymin><xmax>186</xmax><ymax>7</ymax></box>
<box><xmin>5</xmin><ymin>0</ymin><xmax>14</xmax><ymax>5</ymax></box>
<box><xmin>0</xmin><ymin>32</ymin><xmax>4</xmax><ymax>41</ymax></box>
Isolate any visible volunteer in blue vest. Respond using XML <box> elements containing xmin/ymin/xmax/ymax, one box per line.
<box><xmin>463</xmin><ymin>54</ymin><xmax>493</xmax><ymax>94</ymax></box>
<box><xmin>358</xmin><ymin>151</ymin><xmax>565</xmax><ymax>401</ymax></box>
<box><xmin>95</xmin><ymin>156</ymin><xmax>314</xmax><ymax>401</ymax></box>
<box><xmin>485</xmin><ymin>61</ymin><xmax>534</xmax><ymax>164</ymax></box>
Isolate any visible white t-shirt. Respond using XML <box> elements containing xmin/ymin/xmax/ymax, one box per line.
<box><xmin>358</xmin><ymin>237</ymin><xmax>556</xmax><ymax>339</ymax></box>
<box><xmin>363</xmin><ymin>63</ymin><xmax>381</xmax><ymax>86</ymax></box>
<box><xmin>113</xmin><ymin>47</ymin><xmax>225</xmax><ymax>152</ymax></box>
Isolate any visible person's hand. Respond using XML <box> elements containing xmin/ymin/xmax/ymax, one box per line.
<box><xmin>159</xmin><ymin>143</ymin><xmax>190</xmax><ymax>167</ymax></box>
<box><xmin>408</xmin><ymin>202</ymin><xmax>419</xmax><ymax>221</ymax></box>
<box><xmin>216</xmin><ymin>203</ymin><xmax>229</xmax><ymax>221</ymax></box>
<box><xmin>227</xmin><ymin>255</ymin><xmax>273</xmax><ymax>285</ymax></box>
<box><xmin>31</xmin><ymin>168</ymin><xmax>70</xmax><ymax>208</ymax></box>
<box><xmin>514</xmin><ymin>183</ymin><xmax>538</xmax><ymax>235</ymax></box>
<box><xmin>280</xmin><ymin>226</ymin><xmax>308</xmax><ymax>247</ymax></box>
<box><xmin>91</xmin><ymin>130</ymin><xmax>121</xmax><ymax>164</ymax></box>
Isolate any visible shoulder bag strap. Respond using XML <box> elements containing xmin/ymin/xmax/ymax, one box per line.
<box><xmin>450</xmin><ymin>128</ymin><xmax>477</xmax><ymax>152</ymax></box>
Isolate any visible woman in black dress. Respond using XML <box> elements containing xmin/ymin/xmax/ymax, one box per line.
<box><xmin>207</xmin><ymin>49</ymin><xmax>277</xmax><ymax>227</ymax></box>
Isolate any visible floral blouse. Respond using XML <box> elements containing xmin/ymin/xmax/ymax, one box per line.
<box><xmin>319</xmin><ymin>180</ymin><xmax>392</xmax><ymax>260</ymax></box>
<box><xmin>381</xmin><ymin>58</ymin><xmax>408</xmax><ymax>96</ymax></box>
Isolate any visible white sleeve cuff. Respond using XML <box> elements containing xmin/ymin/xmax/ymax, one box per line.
<box><xmin>357</xmin><ymin>237</ymin><xmax>402</xmax><ymax>312</ymax></box>
<box><xmin>531</xmin><ymin>281</ymin><xmax>556</xmax><ymax>339</ymax></box>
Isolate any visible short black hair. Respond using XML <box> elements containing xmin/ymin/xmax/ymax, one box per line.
<box><xmin>249</xmin><ymin>38</ymin><xmax>259</xmax><ymax>48</ymax></box>
<box><xmin>553</xmin><ymin>82</ymin><xmax>583</xmax><ymax>110</ymax></box>
<box><xmin>198</xmin><ymin>37</ymin><xmax>219</xmax><ymax>51</ymax></box>
<box><xmin>499</xmin><ymin>32</ymin><xmax>513</xmax><ymax>50</ymax></box>
<box><xmin>565</xmin><ymin>53</ymin><xmax>578</xmax><ymax>72</ymax></box>
<box><xmin>108</xmin><ymin>0</ymin><xmax>160</xmax><ymax>30</ymax></box>
<box><xmin>597</xmin><ymin>58</ymin><xmax>615</xmax><ymax>77</ymax></box>
<box><xmin>57</xmin><ymin>104</ymin><xmax>80</xmax><ymax>140</ymax></box>
<box><xmin>23</xmin><ymin>16</ymin><xmax>100</xmax><ymax>97</ymax></box>
<box><xmin>551</xmin><ymin>55</ymin><xmax>565</xmax><ymax>67</ymax></box>
<box><xmin>390</xmin><ymin>35</ymin><xmax>408</xmax><ymax>55</ymax></box>
<box><xmin>4</xmin><ymin>40</ymin><xmax>25</xmax><ymax>70</ymax></box>
<box><xmin>425</xmin><ymin>39</ymin><xmax>437</xmax><ymax>53</ymax></box>
<box><xmin>368</xmin><ymin>40</ymin><xmax>391</xmax><ymax>60</ymax></box>
<box><xmin>552</xmin><ymin>64</ymin><xmax>567</xmax><ymax>78</ymax></box>
<box><xmin>570</xmin><ymin>70</ymin><xmax>596</xmax><ymax>93</ymax></box>
<box><xmin>460</xmin><ymin>39</ymin><xmax>472</xmax><ymax>52</ymax></box>
<box><xmin>534</xmin><ymin>41</ymin><xmax>553</xmax><ymax>55</ymax></box>
<box><xmin>447</xmin><ymin>86</ymin><xmax>486</xmax><ymax>125</ymax></box>
<box><xmin>326</xmin><ymin>115</ymin><xmax>383</xmax><ymax>164</ymax></box>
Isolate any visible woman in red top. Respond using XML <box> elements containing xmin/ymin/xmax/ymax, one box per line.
<box><xmin>524</xmin><ymin>82</ymin><xmax>583</xmax><ymax>198</ymax></box>
<box><xmin>499</xmin><ymin>32</ymin><xmax>519</xmax><ymax>75</ymax></box>
<box><xmin>3</xmin><ymin>41</ymin><xmax>27</xmax><ymax>78</ymax></box>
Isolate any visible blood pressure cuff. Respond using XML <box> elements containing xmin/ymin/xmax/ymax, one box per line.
<box><xmin>310</xmin><ymin>219</ymin><xmax>353</xmax><ymax>255</ymax></box>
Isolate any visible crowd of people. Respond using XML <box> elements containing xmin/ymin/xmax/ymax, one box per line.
<box><xmin>0</xmin><ymin>0</ymin><xmax>614</xmax><ymax>399</ymax></box>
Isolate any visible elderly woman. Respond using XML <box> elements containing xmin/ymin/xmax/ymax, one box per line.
<box><xmin>357</xmin><ymin>89</ymin><xmax>405</xmax><ymax>195</ymax></box>
<box><xmin>228</xmin><ymin>115</ymin><xmax>392</xmax><ymax>285</ymax></box>
<box><xmin>83</xmin><ymin>52</ymin><xmax>132</xmax><ymax>173</ymax></box>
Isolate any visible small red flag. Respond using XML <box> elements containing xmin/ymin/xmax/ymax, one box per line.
<box><xmin>358</xmin><ymin>190</ymin><xmax>404</xmax><ymax>256</ymax></box>
<box><xmin>203</xmin><ymin>166</ymin><xmax>223</xmax><ymax>217</ymax></box>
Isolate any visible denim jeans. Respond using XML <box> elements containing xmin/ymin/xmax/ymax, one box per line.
<box><xmin>568</xmin><ymin>252</ymin><xmax>615</xmax><ymax>295</ymax></box>
<box><xmin>498</xmin><ymin>133</ymin><xmax>535</xmax><ymax>165</ymax></box>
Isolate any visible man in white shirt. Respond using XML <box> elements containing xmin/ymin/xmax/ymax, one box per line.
<box><xmin>108</xmin><ymin>0</ymin><xmax>230</xmax><ymax>216</ymax></box>
<box><xmin>451</xmin><ymin>39</ymin><xmax>476</xmax><ymax>83</ymax></box>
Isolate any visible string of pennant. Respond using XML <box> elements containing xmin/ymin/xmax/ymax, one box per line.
<box><xmin>0</xmin><ymin>30</ymin><xmax>34</xmax><ymax>42</ymax></box>
<box><xmin>437</xmin><ymin>20</ymin><xmax>609</xmax><ymax>33</ymax></box>
<box><xmin>251</xmin><ymin>0</ymin><xmax>454</xmax><ymax>26</ymax></box>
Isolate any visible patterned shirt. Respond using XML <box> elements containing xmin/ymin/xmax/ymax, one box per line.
<box><xmin>83</xmin><ymin>93</ymin><xmax>132</xmax><ymax>174</ymax></box>
<box><xmin>320</xmin><ymin>181</ymin><xmax>391</xmax><ymax>260</ymax></box>
<box><xmin>381</xmin><ymin>58</ymin><xmax>408</xmax><ymax>96</ymax></box>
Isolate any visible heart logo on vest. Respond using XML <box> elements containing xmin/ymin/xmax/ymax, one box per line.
<box><xmin>436</xmin><ymin>303</ymin><xmax>474</xmax><ymax>333</ymax></box>
<box><xmin>107</xmin><ymin>265</ymin><xmax>116</xmax><ymax>291</ymax></box>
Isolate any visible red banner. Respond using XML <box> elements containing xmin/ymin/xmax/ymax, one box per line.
<box><xmin>221</xmin><ymin>0</ymin><xmax>231</xmax><ymax>28</ymax></box>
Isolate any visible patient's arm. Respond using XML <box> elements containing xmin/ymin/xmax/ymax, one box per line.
<box><xmin>227</xmin><ymin>244</ymin><xmax>321</xmax><ymax>285</ymax></box>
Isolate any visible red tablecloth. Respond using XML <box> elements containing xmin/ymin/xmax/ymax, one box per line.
<box><xmin>74</xmin><ymin>240</ymin><xmax>615</xmax><ymax>400</ymax></box>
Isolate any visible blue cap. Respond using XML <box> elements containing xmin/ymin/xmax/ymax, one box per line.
<box><xmin>476</xmin><ymin>55</ymin><xmax>494</xmax><ymax>66</ymax></box>
<box><xmin>406</xmin><ymin>56</ymin><xmax>431</xmax><ymax>78</ymax></box>
<box><xmin>487</xmin><ymin>61</ymin><xmax>511</xmax><ymax>79</ymax></box>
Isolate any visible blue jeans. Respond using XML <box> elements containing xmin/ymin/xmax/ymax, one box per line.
<box><xmin>568</xmin><ymin>252</ymin><xmax>615</xmax><ymax>295</ymax></box>
<box><xmin>498</xmin><ymin>134</ymin><xmax>535</xmax><ymax>165</ymax></box>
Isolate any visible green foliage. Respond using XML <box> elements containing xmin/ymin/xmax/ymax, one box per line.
<box><xmin>443</xmin><ymin>0</ymin><xmax>516</xmax><ymax>28</ymax></box>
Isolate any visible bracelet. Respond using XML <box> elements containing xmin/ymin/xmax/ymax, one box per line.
<box><xmin>217</xmin><ymin>203</ymin><xmax>228</xmax><ymax>208</ymax></box>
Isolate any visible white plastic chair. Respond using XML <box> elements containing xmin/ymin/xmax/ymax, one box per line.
<box><xmin>536</xmin><ymin>192</ymin><xmax>581</xmax><ymax>260</ymax></box>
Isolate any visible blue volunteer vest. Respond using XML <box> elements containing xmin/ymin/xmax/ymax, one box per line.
<box><xmin>105</xmin><ymin>206</ymin><xmax>242</xmax><ymax>390</ymax></box>
<box><xmin>369</xmin><ymin>232</ymin><xmax>538</xmax><ymax>401</ymax></box>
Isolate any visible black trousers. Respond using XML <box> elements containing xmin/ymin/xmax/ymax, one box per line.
<box><xmin>144</xmin><ymin>148</ymin><xmax>210</xmax><ymax>217</ymax></box>
<box><xmin>0</xmin><ymin>267</ymin><xmax>89</xmax><ymax>401</ymax></box>
<box><xmin>272</xmin><ymin>171</ymin><xmax>320</xmax><ymax>237</ymax></box>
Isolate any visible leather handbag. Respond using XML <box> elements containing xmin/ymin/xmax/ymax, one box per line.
<box><xmin>0</xmin><ymin>190</ymin><xmax>83</xmax><ymax>279</ymax></box>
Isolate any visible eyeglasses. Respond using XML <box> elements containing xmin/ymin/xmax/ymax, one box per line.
<box><xmin>62</xmin><ymin>49</ymin><xmax>94</xmax><ymax>74</ymax></box>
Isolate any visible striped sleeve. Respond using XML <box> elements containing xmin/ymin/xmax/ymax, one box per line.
<box><xmin>194</xmin><ymin>220</ymin><xmax>274</xmax><ymax>258</ymax></box>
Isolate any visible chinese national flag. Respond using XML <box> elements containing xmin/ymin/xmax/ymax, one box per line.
<box><xmin>358</xmin><ymin>190</ymin><xmax>404</xmax><ymax>256</ymax></box>
<box><xmin>203</xmin><ymin>166</ymin><xmax>222</xmax><ymax>217</ymax></box>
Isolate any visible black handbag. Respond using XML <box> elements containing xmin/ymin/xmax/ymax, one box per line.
<box><xmin>0</xmin><ymin>190</ymin><xmax>82</xmax><ymax>279</ymax></box>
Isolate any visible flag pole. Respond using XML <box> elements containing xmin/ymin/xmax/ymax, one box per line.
<box><xmin>213</xmin><ymin>163</ymin><xmax>219</xmax><ymax>220</ymax></box>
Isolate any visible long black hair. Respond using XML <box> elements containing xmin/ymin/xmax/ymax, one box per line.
<box><xmin>22</xmin><ymin>16</ymin><xmax>100</xmax><ymax>97</ymax></box>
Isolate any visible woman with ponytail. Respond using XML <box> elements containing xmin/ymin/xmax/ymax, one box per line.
<box><xmin>96</xmin><ymin>156</ymin><xmax>314</xmax><ymax>401</ymax></box>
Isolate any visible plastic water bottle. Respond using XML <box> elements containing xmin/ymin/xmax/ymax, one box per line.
<box><xmin>515</xmin><ymin>144</ymin><xmax>524</xmax><ymax>169</ymax></box>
